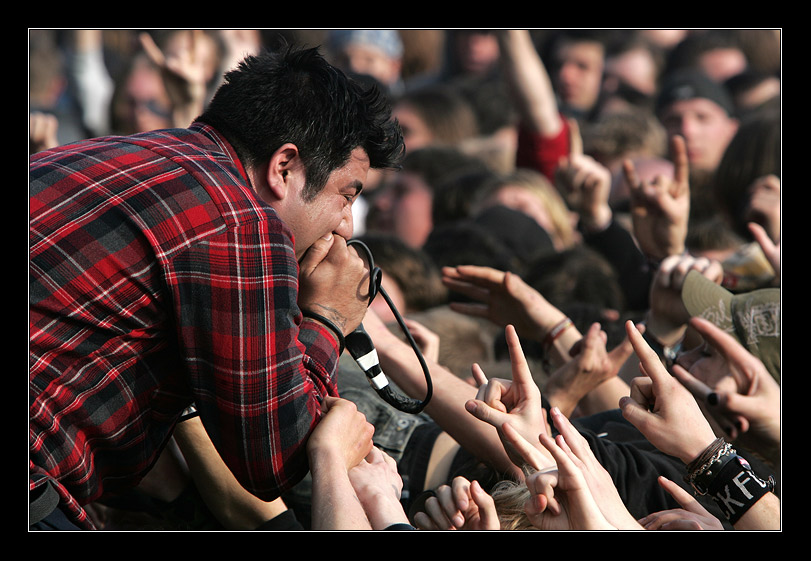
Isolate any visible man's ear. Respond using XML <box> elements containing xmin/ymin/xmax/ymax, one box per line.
<box><xmin>265</xmin><ymin>143</ymin><xmax>304</xmax><ymax>202</ymax></box>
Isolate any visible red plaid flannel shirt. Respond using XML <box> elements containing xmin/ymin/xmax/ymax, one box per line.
<box><xmin>29</xmin><ymin>123</ymin><xmax>340</xmax><ymax>528</ymax></box>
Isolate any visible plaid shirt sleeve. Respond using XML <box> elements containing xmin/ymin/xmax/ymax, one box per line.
<box><xmin>30</xmin><ymin>125</ymin><xmax>341</xmax><ymax>524</ymax></box>
<box><xmin>170</xmin><ymin>211</ymin><xmax>341</xmax><ymax>499</ymax></box>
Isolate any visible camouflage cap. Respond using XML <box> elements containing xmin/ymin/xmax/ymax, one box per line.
<box><xmin>681</xmin><ymin>270</ymin><xmax>780</xmax><ymax>382</ymax></box>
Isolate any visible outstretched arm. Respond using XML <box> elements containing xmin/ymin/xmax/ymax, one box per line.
<box><xmin>307</xmin><ymin>397</ymin><xmax>376</xmax><ymax>530</ymax></box>
<box><xmin>441</xmin><ymin>265</ymin><xmax>581</xmax><ymax>371</ymax></box>
<box><xmin>362</xmin><ymin>309</ymin><xmax>528</xmax><ymax>482</ymax></box>
<box><xmin>173</xmin><ymin>416</ymin><xmax>294</xmax><ymax>530</ymax></box>
<box><xmin>496</xmin><ymin>29</ymin><xmax>564</xmax><ymax>138</ymax></box>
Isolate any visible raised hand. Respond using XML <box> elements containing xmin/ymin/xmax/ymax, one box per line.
<box><xmin>646</xmin><ymin>253</ymin><xmax>724</xmax><ymax>347</ymax></box>
<box><xmin>442</xmin><ymin>266</ymin><xmax>565</xmax><ymax>338</ymax></box>
<box><xmin>465</xmin><ymin>325</ymin><xmax>554</xmax><ymax>472</ymax></box>
<box><xmin>412</xmin><ymin>476</ymin><xmax>500</xmax><ymax>530</ymax></box>
<box><xmin>748</xmin><ymin>221</ymin><xmax>780</xmax><ymax>277</ymax></box>
<box><xmin>624</xmin><ymin>135</ymin><xmax>690</xmax><ymax>261</ymax></box>
<box><xmin>29</xmin><ymin>112</ymin><xmax>59</xmax><ymax>153</ymax></box>
<box><xmin>506</xmin><ymin>406</ymin><xmax>642</xmax><ymax>530</ymax></box>
<box><xmin>554</xmin><ymin>119</ymin><xmax>614</xmax><ymax>231</ymax></box>
<box><xmin>515</xmin><ymin>419</ymin><xmax>620</xmax><ymax>531</ymax></box>
<box><xmin>672</xmin><ymin>317</ymin><xmax>780</xmax><ymax>465</ymax></box>
<box><xmin>543</xmin><ymin>322</ymin><xmax>634</xmax><ymax>417</ymax></box>
<box><xmin>402</xmin><ymin>317</ymin><xmax>440</xmax><ymax>363</ymax></box>
<box><xmin>619</xmin><ymin>321</ymin><xmax>718</xmax><ymax>465</ymax></box>
<box><xmin>139</xmin><ymin>30</ymin><xmax>209</xmax><ymax>128</ymax></box>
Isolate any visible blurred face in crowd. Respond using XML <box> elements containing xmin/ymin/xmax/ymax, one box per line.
<box><xmin>697</xmin><ymin>48</ymin><xmax>748</xmax><ymax>83</ymax></box>
<box><xmin>454</xmin><ymin>31</ymin><xmax>500</xmax><ymax>76</ymax></box>
<box><xmin>484</xmin><ymin>186</ymin><xmax>556</xmax><ymax>238</ymax></box>
<box><xmin>659</xmin><ymin>97</ymin><xmax>738</xmax><ymax>172</ymax></box>
<box><xmin>334</xmin><ymin>44</ymin><xmax>402</xmax><ymax>88</ymax></box>
<box><xmin>639</xmin><ymin>29</ymin><xmax>689</xmax><ymax>49</ymax></box>
<box><xmin>553</xmin><ymin>39</ymin><xmax>605</xmax><ymax>113</ymax></box>
<box><xmin>392</xmin><ymin>101</ymin><xmax>434</xmax><ymax>153</ymax></box>
<box><xmin>603</xmin><ymin>46</ymin><xmax>659</xmax><ymax>97</ymax></box>
<box><xmin>371</xmin><ymin>171</ymin><xmax>433</xmax><ymax>248</ymax></box>
<box><xmin>675</xmin><ymin>340</ymin><xmax>749</xmax><ymax>440</ymax></box>
<box><xmin>121</xmin><ymin>57</ymin><xmax>172</xmax><ymax>134</ymax></box>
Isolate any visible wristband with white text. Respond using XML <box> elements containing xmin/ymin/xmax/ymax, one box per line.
<box><xmin>704</xmin><ymin>454</ymin><xmax>775</xmax><ymax>525</ymax></box>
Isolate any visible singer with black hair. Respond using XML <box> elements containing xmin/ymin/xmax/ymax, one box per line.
<box><xmin>30</xmin><ymin>44</ymin><xmax>404</xmax><ymax>530</ymax></box>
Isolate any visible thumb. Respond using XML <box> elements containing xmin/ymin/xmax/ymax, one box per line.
<box><xmin>465</xmin><ymin>398</ymin><xmax>508</xmax><ymax>429</ymax></box>
<box><xmin>618</xmin><ymin>394</ymin><xmax>652</xmax><ymax>432</ymax></box>
<box><xmin>470</xmin><ymin>480</ymin><xmax>499</xmax><ymax>530</ymax></box>
<box><xmin>670</xmin><ymin>363</ymin><xmax>713</xmax><ymax>403</ymax></box>
<box><xmin>608</xmin><ymin>334</ymin><xmax>636</xmax><ymax>371</ymax></box>
<box><xmin>299</xmin><ymin>233</ymin><xmax>335</xmax><ymax>274</ymax></box>
<box><xmin>709</xmin><ymin>390</ymin><xmax>752</xmax><ymax>432</ymax></box>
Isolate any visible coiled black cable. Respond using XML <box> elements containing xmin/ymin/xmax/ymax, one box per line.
<box><xmin>345</xmin><ymin>239</ymin><xmax>433</xmax><ymax>414</ymax></box>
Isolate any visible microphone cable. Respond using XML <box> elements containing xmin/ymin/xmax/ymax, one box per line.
<box><xmin>345</xmin><ymin>239</ymin><xmax>433</xmax><ymax>414</ymax></box>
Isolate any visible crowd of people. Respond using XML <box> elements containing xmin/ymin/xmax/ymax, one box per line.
<box><xmin>29</xmin><ymin>28</ymin><xmax>780</xmax><ymax>531</ymax></box>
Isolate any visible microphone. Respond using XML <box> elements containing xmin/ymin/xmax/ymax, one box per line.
<box><xmin>344</xmin><ymin>240</ymin><xmax>432</xmax><ymax>414</ymax></box>
<box><xmin>345</xmin><ymin>324</ymin><xmax>429</xmax><ymax>414</ymax></box>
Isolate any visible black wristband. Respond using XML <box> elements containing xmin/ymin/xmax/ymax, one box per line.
<box><xmin>302</xmin><ymin>310</ymin><xmax>345</xmax><ymax>354</ymax></box>
<box><xmin>706</xmin><ymin>454</ymin><xmax>775</xmax><ymax>525</ymax></box>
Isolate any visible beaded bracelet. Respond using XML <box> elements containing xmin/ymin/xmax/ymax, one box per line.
<box><xmin>684</xmin><ymin>437</ymin><xmax>733</xmax><ymax>493</ymax></box>
<box><xmin>302</xmin><ymin>310</ymin><xmax>346</xmax><ymax>355</ymax></box>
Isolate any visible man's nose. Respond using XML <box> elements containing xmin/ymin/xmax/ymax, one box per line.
<box><xmin>335</xmin><ymin>204</ymin><xmax>355</xmax><ymax>240</ymax></box>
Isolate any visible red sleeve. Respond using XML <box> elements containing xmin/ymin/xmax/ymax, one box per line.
<box><xmin>514</xmin><ymin>117</ymin><xmax>570</xmax><ymax>182</ymax></box>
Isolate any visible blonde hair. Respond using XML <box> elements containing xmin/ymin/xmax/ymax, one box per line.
<box><xmin>489</xmin><ymin>467</ymin><xmax>539</xmax><ymax>531</ymax></box>
<box><xmin>474</xmin><ymin>168</ymin><xmax>578</xmax><ymax>251</ymax></box>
